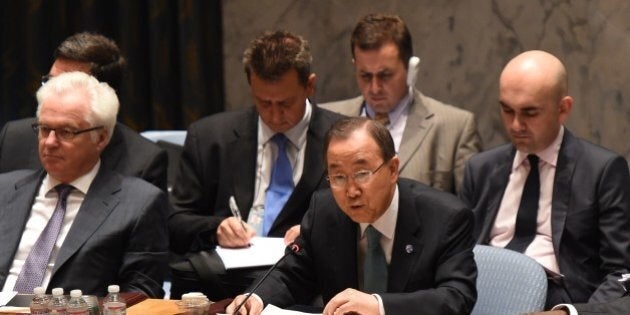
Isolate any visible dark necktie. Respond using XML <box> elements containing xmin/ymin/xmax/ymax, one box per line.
<box><xmin>505</xmin><ymin>155</ymin><xmax>540</xmax><ymax>253</ymax></box>
<box><xmin>263</xmin><ymin>134</ymin><xmax>294</xmax><ymax>236</ymax></box>
<box><xmin>363</xmin><ymin>225</ymin><xmax>388</xmax><ymax>293</ymax></box>
<box><xmin>14</xmin><ymin>184</ymin><xmax>73</xmax><ymax>293</ymax></box>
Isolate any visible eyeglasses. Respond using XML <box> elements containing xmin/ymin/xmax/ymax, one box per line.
<box><xmin>32</xmin><ymin>123</ymin><xmax>104</xmax><ymax>141</ymax></box>
<box><xmin>327</xmin><ymin>159</ymin><xmax>390</xmax><ymax>188</ymax></box>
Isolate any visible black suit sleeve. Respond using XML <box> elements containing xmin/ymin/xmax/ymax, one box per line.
<box><xmin>139</xmin><ymin>148</ymin><xmax>168</xmax><ymax>192</ymax></box>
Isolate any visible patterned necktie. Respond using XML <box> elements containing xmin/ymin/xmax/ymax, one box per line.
<box><xmin>373</xmin><ymin>112</ymin><xmax>390</xmax><ymax>126</ymax></box>
<box><xmin>363</xmin><ymin>225</ymin><xmax>388</xmax><ymax>293</ymax></box>
<box><xmin>506</xmin><ymin>155</ymin><xmax>540</xmax><ymax>253</ymax></box>
<box><xmin>263</xmin><ymin>134</ymin><xmax>294</xmax><ymax>236</ymax></box>
<box><xmin>14</xmin><ymin>184</ymin><xmax>73</xmax><ymax>293</ymax></box>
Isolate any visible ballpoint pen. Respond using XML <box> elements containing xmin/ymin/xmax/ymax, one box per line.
<box><xmin>229</xmin><ymin>196</ymin><xmax>248</xmax><ymax>232</ymax></box>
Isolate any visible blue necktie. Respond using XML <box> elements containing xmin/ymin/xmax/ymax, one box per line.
<box><xmin>14</xmin><ymin>184</ymin><xmax>73</xmax><ymax>293</ymax></box>
<box><xmin>506</xmin><ymin>155</ymin><xmax>540</xmax><ymax>253</ymax></box>
<box><xmin>263</xmin><ymin>134</ymin><xmax>294</xmax><ymax>236</ymax></box>
<box><xmin>363</xmin><ymin>225</ymin><xmax>388</xmax><ymax>293</ymax></box>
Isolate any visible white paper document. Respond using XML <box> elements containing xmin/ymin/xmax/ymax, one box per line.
<box><xmin>0</xmin><ymin>291</ymin><xmax>17</xmax><ymax>306</ymax></box>
<box><xmin>216</xmin><ymin>236</ymin><xmax>286</xmax><ymax>269</ymax></box>
<box><xmin>262</xmin><ymin>304</ymin><xmax>320</xmax><ymax>315</ymax></box>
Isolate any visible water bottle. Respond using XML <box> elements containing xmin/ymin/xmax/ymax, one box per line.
<box><xmin>30</xmin><ymin>286</ymin><xmax>50</xmax><ymax>315</ymax></box>
<box><xmin>103</xmin><ymin>285</ymin><xmax>126</xmax><ymax>315</ymax></box>
<box><xmin>49</xmin><ymin>288</ymin><xmax>67</xmax><ymax>315</ymax></box>
<box><xmin>66</xmin><ymin>290</ymin><xmax>89</xmax><ymax>315</ymax></box>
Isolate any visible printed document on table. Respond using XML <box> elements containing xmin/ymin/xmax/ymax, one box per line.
<box><xmin>216</xmin><ymin>236</ymin><xmax>286</xmax><ymax>269</ymax></box>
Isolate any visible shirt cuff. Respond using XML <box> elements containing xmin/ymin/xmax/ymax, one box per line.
<box><xmin>551</xmin><ymin>304</ymin><xmax>578</xmax><ymax>315</ymax></box>
<box><xmin>372</xmin><ymin>294</ymin><xmax>385</xmax><ymax>315</ymax></box>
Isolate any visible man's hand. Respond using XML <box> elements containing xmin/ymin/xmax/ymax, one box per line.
<box><xmin>283</xmin><ymin>225</ymin><xmax>300</xmax><ymax>245</ymax></box>
<box><xmin>225</xmin><ymin>294</ymin><xmax>264</xmax><ymax>315</ymax></box>
<box><xmin>323</xmin><ymin>288</ymin><xmax>380</xmax><ymax>315</ymax></box>
<box><xmin>217</xmin><ymin>217</ymin><xmax>255</xmax><ymax>248</ymax></box>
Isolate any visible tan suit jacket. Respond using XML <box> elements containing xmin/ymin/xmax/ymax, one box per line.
<box><xmin>320</xmin><ymin>89</ymin><xmax>480</xmax><ymax>193</ymax></box>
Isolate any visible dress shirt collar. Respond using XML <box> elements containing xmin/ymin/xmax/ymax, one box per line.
<box><xmin>513</xmin><ymin>126</ymin><xmax>564</xmax><ymax>170</ymax></box>
<box><xmin>42</xmin><ymin>160</ymin><xmax>101</xmax><ymax>195</ymax></box>
<box><xmin>258</xmin><ymin>99</ymin><xmax>312</xmax><ymax>150</ymax></box>
<box><xmin>360</xmin><ymin>185</ymin><xmax>399</xmax><ymax>242</ymax></box>
<box><xmin>363</xmin><ymin>91</ymin><xmax>412</xmax><ymax>127</ymax></box>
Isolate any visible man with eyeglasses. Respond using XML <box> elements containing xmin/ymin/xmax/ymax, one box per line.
<box><xmin>227</xmin><ymin>117</ymin><xmax>477</xmax><ymax>315</ymax></box>
<box><xmin>0</xmin><ymin>71</ymin><xmax>169</xmax><ymax>297</ymax></box>
<box><xmin>0</xmin><ymin>32</ymin><xmax>167</xmax><ymax>192</ymax></box>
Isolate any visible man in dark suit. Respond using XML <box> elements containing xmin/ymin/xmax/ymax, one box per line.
<box><xmin>459</xmin><ymin>50</ymin><xmax>630</xmax><ymax>307</ymax></box>
<box><xmin>168</xmin><ymin>31</ymin><xmax>343</xmax><ymax>298</ymax></box>
<box><xmin>0</xmin><ymin>72</ymin><xmax>168</xmax><ymax>297</ymax></box>
<box><xmin>227</xmin><ymin>117</ymin><xmax>477</xmax><ymax>315</ymax></box>
<box><xmin>320</xmin><ymin>13</ymin><xmax>481</xmax><ymax>193</ymax></box>
<box><xmin>0</xmin><ymin>32</ymin><xmax>167</xmax><ymax>191</ymax></box>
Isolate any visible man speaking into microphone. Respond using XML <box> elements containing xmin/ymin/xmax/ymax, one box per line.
<box><xmin>226</xmin><ymin>117</ymin><xmax>477</xmax><ymax>315</ymax></box>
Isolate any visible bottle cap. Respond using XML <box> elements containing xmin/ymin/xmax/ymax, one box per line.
<box><xmin>33</xmin><ymin>287</ymin><xmax>46</xmax><ymax>295</ymax></box>
<box><xmin>70</xmin><ymin>289</ymin><xmax>82</xmax><ymax>298</ymax></box>
<box><xmin>107</xmin><ymin>285</ymin><xmax>120</xmax><ymax>293</ymax></box>
<box><xmin>52</xmin><ymin>288</ymin><xmax>64</xmax><ymax>296</ymax></box>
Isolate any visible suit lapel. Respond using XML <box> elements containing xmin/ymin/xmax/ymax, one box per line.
<box><xmin>477</xmin><ymin>147</ymin><xmax>514</xmax><ymax>243</ymax></box>
<box><xmin>398</xmin><ymin>92</ymin><xmax>433</xmax><ymax>171</ymax></box>
<box><xmin>550</xmin><ymin>130</ymin><xmax>578</xmax><ymax>252</ymax></box>
<box><xmin>230</xmin><ymin>109</ymin><xmax>258</xmax><ymax>218</ymax></box>
<box><xmin>388</xmin><ymin>183</ymin><xmax>423</xmax><ymax>292</ymax></box>
<box><xmin>52</xmin><ymin>169</ymin><xmax>121</xmax><ymax>275</ymax></box>
<box><xmin>0</xmin><ymin>171</ymin><xmax>44</xmax><ymax>286</ymax></box>
<box><xmin>326</xmin><ymin>209</ymin><xmax>359</xmax><ymax>294</ymax></box>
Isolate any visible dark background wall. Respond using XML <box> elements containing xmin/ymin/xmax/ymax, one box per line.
<box><xmin>0</xmin><ymin>0</ymin><xmax>224</xmax><ymax>130</ymax></box>
<box><xmin>1</xmin><ymin>1</ymin><xmax>629</xmax><ymax>162</ymax></box>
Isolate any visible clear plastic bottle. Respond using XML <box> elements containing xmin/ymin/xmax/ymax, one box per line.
<box><xmin>66</xmin><ymin>290</ymin><xmax>88</xmax><ymax>315</ymax></box>
<box><xmin>102</xmin><ymin>285</ymin><xmax>126</xmax><ymax>315</ymax></box>
<box><xmin>30</xmin><ymin>286</ymin><xmax>50</xmax><ymax>315</ymax></box>
<box><xmin>49</xmin><ymin>288</ymin><xmax>67</xmax><ymax>315</ymax></box>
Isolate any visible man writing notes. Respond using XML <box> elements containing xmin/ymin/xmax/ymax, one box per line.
<box><xmin>227</xmin><ymin>117</ymin><xmax>477</xmax><ymax>315</ymax></box>
<box><xmin>321</xmin><ymin>13</ymin><xmax>481</xmax><ymax>193</ymax></box>
<box><xmin>168</xmin><ymin>31</ymin><xmax>343</xmax><ymax>298</ymax></box>
<box><xmin>459</xmin><ymin>50</ymin><xmax>630</xmax><ymax>308</ymax></box>
<box><xmin>0</xmin><ymin>72</ymin><xmax>168</xmax><ymax>297</ymax></box>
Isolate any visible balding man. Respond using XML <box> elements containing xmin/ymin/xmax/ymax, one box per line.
<box><xmin>459</xmin><ymin>50</ymin><xmax>630</xmax><ymax>308</ymax></box>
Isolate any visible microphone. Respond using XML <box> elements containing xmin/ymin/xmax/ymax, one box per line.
<box><xmin>232</xmin><ymin>241</ymin><xmax>301</xmax><ymax>314</ymax></box>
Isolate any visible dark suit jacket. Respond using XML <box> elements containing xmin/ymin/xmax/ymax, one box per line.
<box><xmin>254</xmin><ymin>179</ymin><xmax>477</xmax><ymax>315</ymax></box>
<box><xmin>0</xmin><ymin>168</ymin><xmax>169</xmax><ymax>297</ymax></box>
<box><xmin>573</xmin><ymin>295</ymin><xmax>630</xmax><ymax>314</ymax></box>
<box><xmin>0</xmin><ymin>117</ymin><xmax>168</xmax><ymax>191</ymax></box>
<box><xmin>459</xmin><ymin>129</ymin><xmax>630</xmax><ymax>303</ymax></box>
<box><xmin>168</xmin><ymin>105</ymin><xmax>344</xmax><ymax>253</ymax></box>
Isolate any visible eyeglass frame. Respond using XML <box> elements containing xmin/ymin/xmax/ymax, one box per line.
<box><xmin>32</xmin><ymin>123</ymin><xmax>104</xmax><ymax>141</ymax></box>
<box><xmin>326</xmin><ymin>158</ymin><xmax>391</xmax><ymax>188</ymax></box>
<box><xmin>41</xmin><ymin>74</ymin><xmax>52</xmax><ymax>86</ymax></box>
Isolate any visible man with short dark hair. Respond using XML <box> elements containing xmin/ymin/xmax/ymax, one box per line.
<box><xmin>460</xmin><ymin>50</ymin><xmax>630</xmax><ymax>307</ymax></box>
<box><xmin>0</xmin><ymin>32</ymin><xmax>167</xmax><ymax>191</ymax></box>
<box><xmin>0</xmin><ymin>72</ymin><xmax>168</xmax><ymax>297</ymax></box>
<box><xmin>168</xmin><ymin>30</ymin><xmax>344</xmax><ymax>298</ymax></box>
<box><xmin>227</xmin><ymin>117</ymin><xmax>477</xmax><ymax>315</ymax></box>
<box><xmin>321</xmin><ymin>13</ymin><xmax>480</xmax><ymax>194</ymax></box>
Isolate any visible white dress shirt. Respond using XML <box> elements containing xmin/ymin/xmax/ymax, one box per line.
<box><xmin>491</xmin><ymin>127</ymin><xmax>565</xmax><ymax>273</ymax></box>
<box><xmin>362</xmin><ymin>92</ymin><xmax>412</xmax><ymax>154</ymax></box>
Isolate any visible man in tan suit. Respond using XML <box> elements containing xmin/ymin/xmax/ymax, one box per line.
<box><xmin>321</xmin><ymin>13</ymin><xmax>480</xmax><ymax>193</ymax></box>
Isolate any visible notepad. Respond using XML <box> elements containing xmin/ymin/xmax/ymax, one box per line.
<box><xmin>215</xmin><ymin>237</ymin><xmax>286</xmax><ymax>269</ymax></box>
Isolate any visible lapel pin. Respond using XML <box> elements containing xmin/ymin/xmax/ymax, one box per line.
<box><xmin>405</xmin><ymin>244</ymin><xmax>414</xmax><ymax>254</ymax></box>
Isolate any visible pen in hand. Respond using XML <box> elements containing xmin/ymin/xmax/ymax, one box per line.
<box><xmin>229</xmin><ymin>196</ymin><xmax>248</xmax><ymax>232</ymax></box>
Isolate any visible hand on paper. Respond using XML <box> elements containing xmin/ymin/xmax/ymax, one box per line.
<box><xmin>225</xmin><ymin>294</ymin><xmax>264</xmax><ymax>315</ymax></box>
<box><xmin>283</xmin><ymin>225</ymin><xmax>301</xmax><ymax>245</ymax></box>
<box><xmin>217</xmin><ymin>217</ymin><xmax>256</xmax><ymax>248</ymax></box>
<box><xmin>323</xmin><ymin>288</ymin><xmax>380</xmax><ymax>315</ymax></box>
